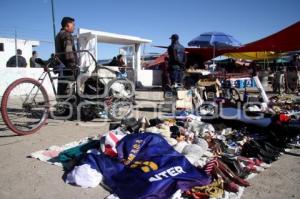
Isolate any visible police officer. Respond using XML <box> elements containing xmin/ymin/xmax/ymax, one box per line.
<box><xmin>6</xmin><ymin>49</ymin><xmax>27</xmax><ymax>67</ymax></box>
<box><xmin>167</xmin><ymin>34</ymin><xmax>186</xmax><ymax>86</ymax></box>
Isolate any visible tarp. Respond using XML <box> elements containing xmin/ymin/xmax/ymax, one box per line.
<box><xmin>227</xmin><ymin>21</ymin><xmax>300</xmax><ymax>53</ymax></box>
<box><xmin>224</xmin><ymin>51</ymin><xmax>283</xmax><ymax>60</ymax></box>
<box><xmin>144</xmin><ymin>52</ymin><xmax>168</xmax><ymax>68</ymax></box>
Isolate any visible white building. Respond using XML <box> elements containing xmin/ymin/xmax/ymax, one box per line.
<box><xmin>0</xmin><ymin>38</ymin><xmax>49</xmax><ymax>97</ymax></box>
<box><xmin>78</xmin><ymin>28</ymin><xmax>161</xmax><ymax>87</ymax></box>
<box><xmin>0</xmin><ymin>37</ymin><xmax>39</xmax><ymax>68</ymax></box>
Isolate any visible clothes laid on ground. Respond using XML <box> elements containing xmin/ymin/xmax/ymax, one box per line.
<box><xmin>58</xmin><ymin>140</ymin><xmax>100</xmax><ymax>166</ymax></box>
<box><xmin>61</xmin><ymin>112</ymin><xmax>299</xmax><ymax>199</ymax></box>
<box><xmin>66</xmin><ymin>160</ymin><xmax>103</xmax><ymax>188</ymax></box>
<box><xmin>99</xmin><ymin>128</ymin><xmax>128</xmax><ymax>157</ymax></box>
<box><xmin>67</xmin><ymin>133</ymin><xmax>211</xmax><ymax>199</ymax></box>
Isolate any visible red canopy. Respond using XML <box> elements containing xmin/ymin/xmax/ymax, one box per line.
<box><xmin>225</xmin><ymin>21</ymin><xmax>300</xmax><ymax>53</ymax></box>
<box><xmin>148</xmin><ymin>21</ymin><xmax>300</xmax><ymax>67</ymax></box>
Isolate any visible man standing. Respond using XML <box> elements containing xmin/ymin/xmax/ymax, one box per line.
<box><xmin>6</xmin><ymin>49</ymin><xmax>27</xmax><ymax>67</ymax></box>
<box><xmin>30</xmin><ymin>51</ymin><xmax>38</xmax><ymax>67</ymax></box>
<box><xmin>55</xmin><ymin>17</ymin><xmax>78</xmax><ymax>97</ymax></box>
<box><xmin>167</xmin><ymin>34</ymin><xmax>186</xmax><ymax>86</ymax></box>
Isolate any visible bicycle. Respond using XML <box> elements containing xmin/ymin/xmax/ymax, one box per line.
<box><xmin>1</xmin><ymin>50</ymin><xmax>134</xmax><ymax>136</ymax></box>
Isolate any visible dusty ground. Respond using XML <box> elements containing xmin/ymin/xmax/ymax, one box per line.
<box><xmin>0</xmin><ymin>91</ymin><xmax>299</xmax><ymax>199</ymax></box>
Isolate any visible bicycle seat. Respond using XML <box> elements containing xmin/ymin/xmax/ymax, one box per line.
<box><xmin>36</xmin><ymin>57</ymin><xmax>64</xmax><ymax>75</ymax></box>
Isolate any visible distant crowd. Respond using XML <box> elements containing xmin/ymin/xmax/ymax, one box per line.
<box><xmin>6</xmin><ymin>49</ymin><xmax>39</xmax><ymax>68</ymax></box>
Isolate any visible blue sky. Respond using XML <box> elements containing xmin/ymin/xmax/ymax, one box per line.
<box><xmin>0</xmin><ymin>0</ymin><xmax>299</xmax><ymax>59</ymax></box>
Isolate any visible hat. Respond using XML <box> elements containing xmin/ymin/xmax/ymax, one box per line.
<box><xmin>169</xmin><ymin>34</ymin><xmax>179</xmax><ymax>40</ymax></box>
<box><xmin>61</xmin><ymin>17</ymin><xmax>75</xmax><ymax>27</ymax></box>
<box><xmin>149</xmin><ymin>118</ymin><xmax>163</xmax><ymax>127</ymax></box>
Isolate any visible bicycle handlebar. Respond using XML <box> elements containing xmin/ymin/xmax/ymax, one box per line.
<box><xmin>39</xmin><ymin>50</ymin><xmax>115</xmax><ymax>73</ymax></box>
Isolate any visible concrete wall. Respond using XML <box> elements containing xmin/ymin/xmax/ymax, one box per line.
<box><xmin>137</xmin><ymin>69</ymin><xmax>162</xmax><ymax>87</ymax></box>
<box><xmin>0</xmin><ymin>68</ymin><xmax>56</xmax><ymax>97</ymax></box>
<box><xmin>0</xmin><ymin>37</ymin><xmax>39</xmax><ymax>68</ymax></box>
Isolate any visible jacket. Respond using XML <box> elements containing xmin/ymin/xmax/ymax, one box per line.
<box><xmin>168</xmin><ymin>41</ymin><xmax>186</xmax><ymax>67</ymax></box>
<box><xmin>55</xmin><ymin>29</ymin><xmax>78</xmax><ymax>68</ymax></box>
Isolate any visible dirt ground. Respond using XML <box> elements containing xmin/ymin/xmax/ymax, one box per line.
<box><xmin>0</xmin><ymin>91</ymin><xmax>299</xmax><ymax>199</ymax></box>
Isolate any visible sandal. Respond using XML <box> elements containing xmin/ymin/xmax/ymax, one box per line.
<box><xmin>192</xmin><ymin>179</ymin><xmax>224</xmax><ymax>198</ymax></box>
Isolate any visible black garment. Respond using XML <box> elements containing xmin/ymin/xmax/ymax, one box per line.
<box><xmin>55</xmin><ymin>29</ymin><xmax>78</xmax><ymax>68</ymax></box>
<box><xmin>56</xmin><ymin>69</ymin><xmax>79</xmax><ymax>97</ymax></box>
<box><xmin>6</xmin><ymin>55</ymin><xmax>27</xmax><ymax>67</ymax></box>
<box><xmin>108</xmin><ymin>57</ymin><xmax>118</xmax><ymax>66</ymax></box>
<box><xmin>167</xmin><ymin>41</ymin><xmax>186</xmax><ymax>67</ymax></box>
<box><xmin>55</xmin><ymin>29</ymin><xmax>78</xmax><ymax>96</ymax></box>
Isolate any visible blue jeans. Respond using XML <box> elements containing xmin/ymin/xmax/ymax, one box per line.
<box><xmin>116</xmin><ymin>71</ymin><xmax>128</xmax><ymax>79</ymax></box>
<box><xmin>171</xmin><ymin>68</ymin><xmax>182</xmax><ymax>85</ymax></box>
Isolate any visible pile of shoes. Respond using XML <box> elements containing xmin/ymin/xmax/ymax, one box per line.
<box><xmin>144</xmin><ymin>114</ymin><xmax>296</xmax><ymax>198</ymax></box>
<box><xmin>269</xmin><ymin>95</ymin><xmax>300</xmax><ymax>113</ymax></box>
<box><xmin>241</xmin><ymin>140</ymin><xmax>282</xmax><ymax>164</ymax></box>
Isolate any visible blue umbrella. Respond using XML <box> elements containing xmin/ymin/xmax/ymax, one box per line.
<box><xmin>188</xmin><ymin>32</ymin><xmax>242</xmax><ymax>65</ymax></box>
<box><xmin>188</xmin><ymin>31</ymin><xmax>242</xmax><ymax>48</ymax></box>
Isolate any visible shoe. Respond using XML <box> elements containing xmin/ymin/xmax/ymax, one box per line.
<box><xmin>253</xmin><ymin>165</ymin><xmax>264</xmax><ymax>172</ymax></box>
<box><xmin>263</xmin><ymin>144</ymin><xmax>280</xmax><ymax>155</ymax></box>
<box><xmin>192</xmin><ymin>179</ymin><xmax>224</xmax><ymax>198</ymax></box>
<box><xmin>237</xmin><ymin>156</ymin><xmax>255</xmax><ymax>165</ymax></box>
<box><xmin>218</xmin><ymin>159</ymin><xmax>250</xmax><ymax>187</ymax></box>
<box><xmin>224</xmin><ymin>181</ymin><xmax>239</xmax><ymax>193</ymax></box>
<box><xmin>213</xmin><ymin>167</ymin><xmax>239</xmax><ymax>193</ymax></box>
<box><xmin>138</xmin><ymin>116</ymin><xmax>149</xmax><ymax>132</ymax></box>
<box><xmin>259</xmin><ymin>148</ymin><xmax>278</xmax><ymax>161</ymax></box>
<box><xmin>264</xmin><ymin>142</ymin><xmax>283</xmax><ymax>153</ymax></box>
<box><xmin>241</xmin><ymin>142</ymin><xmax>260</xmax><ymax>158</ymax></box>
<box><xmin>242</xmin><ymin>141</ymin><xmax>277</xmax><ymax>162</ymax></box>
<box><xmin>255</xmin><ymin>140</ymin><xmax>282</xmax><ymax>156</ymax></box>
<box><xmin>221</xmin><ymin>155</ymin><xmax>250</xmax><ymax>179</ymax></box>
<box><xmin>257</xmin><ymin>154</ymin><xmax>273</xmax><ymax>164</ymax></box>
<box><xmin>183</xmin><ymin>190</ymin><xmax>209</xmax><ymax>199</ymax></box>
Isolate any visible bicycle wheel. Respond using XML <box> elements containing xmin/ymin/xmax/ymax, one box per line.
<box><xmin>1</xmin><ymin>78</ymin><xmax>49</xmax><ymax>135</ymax></box>
<box><xmin>107</xmin><ymin>99</ymin><xmax>133</xmax><ymax>121</ymax></box>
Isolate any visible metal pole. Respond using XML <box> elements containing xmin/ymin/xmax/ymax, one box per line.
<box><xmin>51</xmin><ymin>0</ymin><xmax>56</xmax><ymax>43</ymax></box>
<box><xmin>213</xmin><ymin>43</ymin><xmax>215</xmax><ymax>65</ymax></box>
<box><xmin>14</xmin><ymin>28</ymin><xmax>18</xmax><ymax>68</ymax></box>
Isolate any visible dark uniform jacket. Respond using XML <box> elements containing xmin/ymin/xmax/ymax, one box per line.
<box><xmin>167</xmin><ymin>41</ymin><xmax>186</xmax><ymax>67</ymax></box>
<box><xmin>55</xmin><ymin>29</ymin><xmax>78</xmax><ymax>68</ymax></box>
<box><xmin>6</xmin><ymin>55</ymin><xmax>27</xmax><ymax>67</ymax></box>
